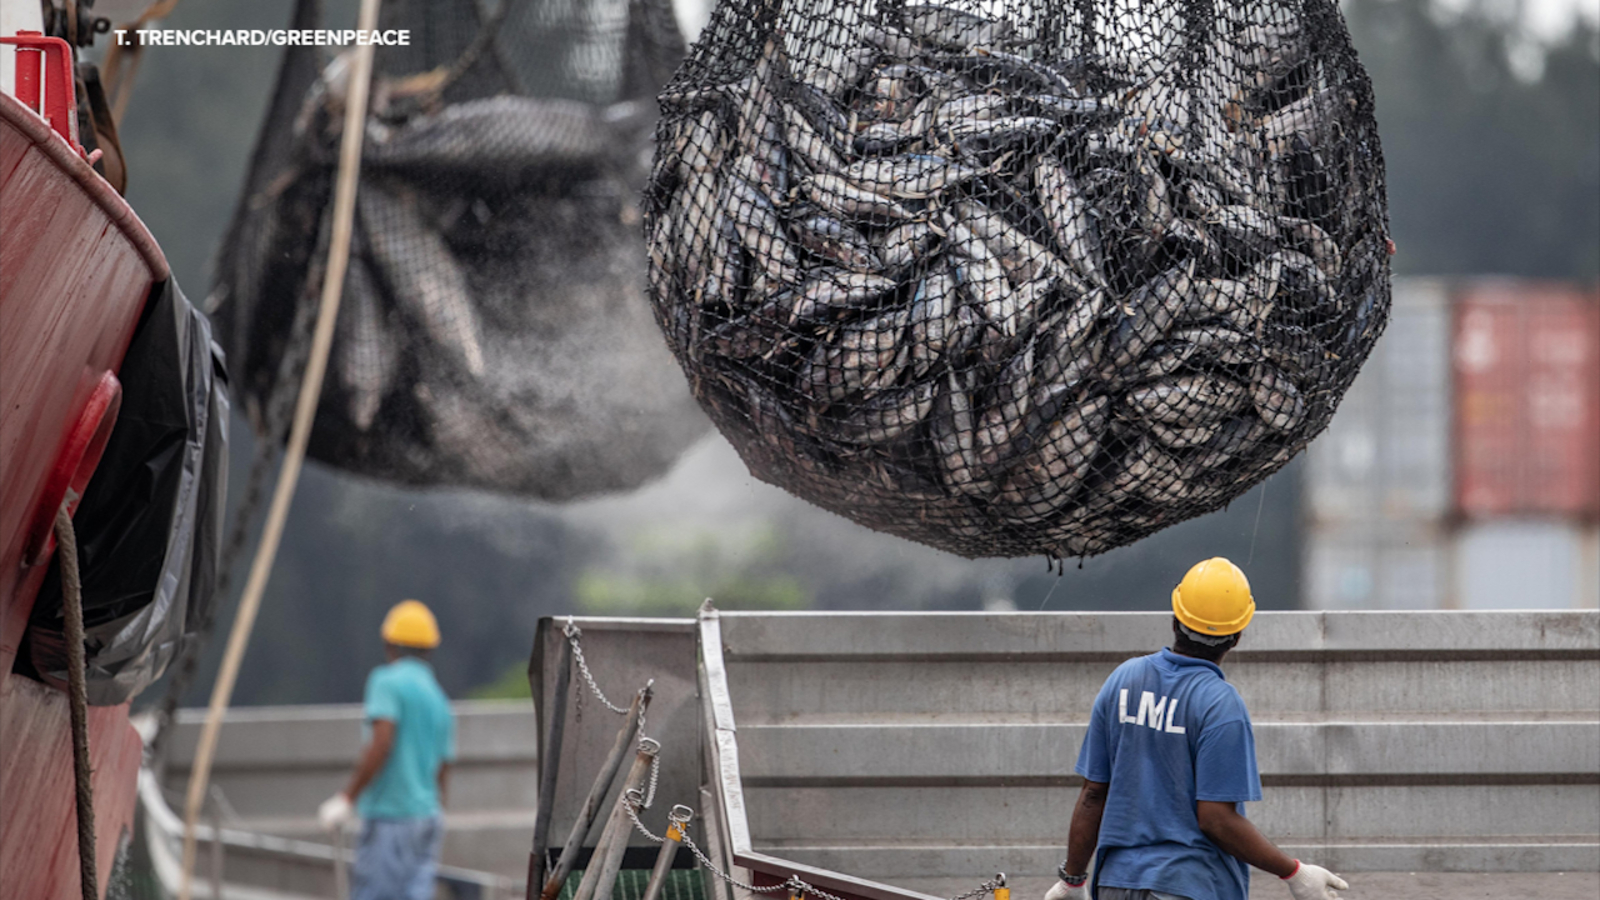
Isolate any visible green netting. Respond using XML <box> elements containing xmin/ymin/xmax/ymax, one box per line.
<box><xmin>560</xmin><ymin>867</ymin><xmax>709</xmax><ymax>900</ymax></box>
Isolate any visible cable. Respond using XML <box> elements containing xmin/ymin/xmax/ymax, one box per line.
<box><xmin>174</xmin><ymin>1</ymin><xmax>384</xmax><ymax>896</ymax></box>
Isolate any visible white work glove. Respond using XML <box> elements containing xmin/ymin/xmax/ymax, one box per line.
<box><xmin>1283</xmin><ymin>861</ymin><xmax>1348</xmax><ymax>900</ymax></box>
<box><xmin>1042</xmin><ymin>880</ymin><xmax>1090</xmax><ymax>900</ymax></box>
<box><xmin>318</xmin><ymin>792</ymin><xmax>354</xmax><ymax>830</ymax></box>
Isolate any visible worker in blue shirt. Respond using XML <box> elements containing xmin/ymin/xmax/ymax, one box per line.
<box><xmin>319</xmin><ymin>599</ymin><xmax>457</xmax><ymax>900</ymax></box>
<box><xmin>1043</xmin><ymin>558</ymin><xmax>1348</xmax><ymax>900</ymax></box>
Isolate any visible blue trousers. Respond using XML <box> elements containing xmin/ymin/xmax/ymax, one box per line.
<box><xmin>352</xmin><ymin>815</ymin><xmax>444</xmax><ymax>900</ymax></box>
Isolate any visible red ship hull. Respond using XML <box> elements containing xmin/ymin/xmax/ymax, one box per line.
<box><xmin>1</xmin><ymin>90</ymin><xmax>169</xmax><ymax>897</ymax></box>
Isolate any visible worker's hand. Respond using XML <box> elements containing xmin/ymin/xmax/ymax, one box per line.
<box><xmin>317</xmin><ymin>792</ymin><xmax>354</xmax><ymax>830</ymax></box>
<box><xmin>1042</xmin><ymin>880</ymin><xmax>1089</xmax><ymax>900</ymax></box>
<box><xmin>1283</xmin><ymin>861</ymin><xmax>1348</xmax><ymax>900</ymax></box>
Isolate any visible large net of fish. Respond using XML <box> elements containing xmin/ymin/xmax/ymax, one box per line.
<box><xmin>211</xmin><ymin>0</ymin><xmax>706</xmax><ymax>500</ymax></box>
<box><xmin>644</xmin><ymin>0</ymin><xmax>1391</xmax><ymax>559</ymax></box>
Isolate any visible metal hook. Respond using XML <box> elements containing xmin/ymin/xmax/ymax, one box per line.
<box><xmin>669</xmin><ymin>804</ymin><xmax>694</xmax><ymax>824</ymax></box>
<box><xmin>639</xmin><ymin>736</ymin><xmax>662</xmax><ymax>754</ymax></box>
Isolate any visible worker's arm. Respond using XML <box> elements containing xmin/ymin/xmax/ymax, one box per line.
<box><xmin>1195</xmin><ymin>800</ymin><xmax>1295</xmax><ymax>876</ymax></box>
<box><xmin>437</xmin><ymin>762</ymin><xmax>451</xmax><ymax>808</ymax></box>
<box><xmin>1064</xmin><ymin>779</ymin><xmax>1109</xmax><ymax>876</ymax></box>
<box><xmin>1197</xmin><ymin>801</ymin><xmax>1349</xmax><ymax>899</ymax></box>
<box><xmin>1043</xmin><ymin>780</ymin><xmax>1108</xmax><ymax>900</ymax></box>
<box><xmin>343</xmin><ymin>718</ymin><xmax>397</xmax><ymax>801</ymax></box>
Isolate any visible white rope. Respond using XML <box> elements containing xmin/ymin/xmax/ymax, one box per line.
<box><xmin>175</xmin><ymin>2</ymin><xmax>383</xmax><ymax>896</ymax></box>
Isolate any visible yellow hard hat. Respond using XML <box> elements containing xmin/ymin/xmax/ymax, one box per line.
<box><xmin>381</xmin><ymin>599</ymin><xmax>440</xmax><ymax>649</ymax></box>
<box><xmin>1171</xmin><ymin>558</ymin><xmax>1255</xmax><ymax>636</ymax></box>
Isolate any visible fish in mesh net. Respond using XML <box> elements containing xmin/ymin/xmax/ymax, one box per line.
<box><xmin>644</xmin><ymin>0</ymin><xmax>1391</xmax><ymax>560</ymax></box>
<box><xmin>211</xmin><ymin>0</ymin><xmax>707</xmax><ymax>500</ymax></box>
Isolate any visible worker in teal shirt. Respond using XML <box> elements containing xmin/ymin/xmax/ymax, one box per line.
<box><xmin>1042</xmin><ymin>559</ymin><xmax>1350</xmax><ymax>900</ymax></box>
<box><xmin>319</xmin><ymin>599</ymin><xmax>456</xmax><ymax>900</ymax></box>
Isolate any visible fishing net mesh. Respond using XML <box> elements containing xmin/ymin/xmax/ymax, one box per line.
<box><xmin>644</xmin><ymin>0</ymin><xmax>1390</xmax><ymax>560</ymax></box>
<box><xmin>211</xmin><ymin>0</ymin><xmax>705</xmax><ymax>500</ymax></box>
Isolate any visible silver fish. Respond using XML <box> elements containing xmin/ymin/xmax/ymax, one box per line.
<box><xmin>803</xmin><ymin>172</ymin><xmax>914</xmax><ymax>222</ymax></box>
<box><xmin>792</xmin><ymin>213</ymin><xmax>883</xmax><ymax>272</ymax></box>
<box><xmin>789</xmin><ymin>270</ymin><xmax>898</xmax><ymax>323</ymax></box>
<box><xmin>1205</xmin><ymin>204</ymin><xmax>1280</xmax><ymax>258</ymax></box>
<box><xmin>843</xmin><ymin>153</ymin><xmax>986</xmax><ymax>198</ymax></box>
<box><xmin>1278</xmin><ymin>217</ymin><xmax>1341</xmax><ymax>279</ymax></box>
<box><xmin>359</xmin><ymin>185</ymin><xmax>485</xmax><ymax>376</ymax></box>
<box><xmin>805</xmin><ymin>308</ymin><xmax>912</xmax><ymax>402</ymax></box>
<box><xmin>727</xmin><ymin>176</ymin><xmax>803</xmax><ymax>285</ymax></box>
<box><xmin>1149</xmin><ymin>419</ymin><xmax>1225</xmax><ymax>449</ymax></box>
<box><xmin>1034</xmin><ymin>157</ymin><xmax>1106</xmax><ymax>286</ymax></box>
<box><xmin>1104</xmin><ymin>260</ymin><xmax>1197</xmax><ymax>371</ymax></box>
<box><xmin>364</xmin><ymin>96</ymin><xmax>610</xmax><ymax>180</ymax></box>
<box><xmin>1172</xmin><ymin>325</ymin><xmax>1260</xmax><ymax>365</ymax></box>
<box><xmin>954</xmin><ymin>200</ymin><xmax>1069</xmax><ymax>290</ymax></box>
<box><xmin>908</xmin><ymin>266</ymin><xmax>960</xmax><ymax>373</ymax></box>
<box><xmin>1191</xmin><ymin>416</ymin><xmax>1273</xmax><ymax>469</ymax></box>
<box><xmin>781</xmin><ymin>102</ymin><xmax>847</xmax><ymax>174</ymax></box>
<box><xmin>976</xmin><ymin>342</ymin><xmax>1035</xmax><ymax>465</ymax></box>
<box><xmin>945</xmin><ymin>218</ymin><xmax>1025</xmax><ymax>338</ymax></box>
<box><xmin>877</xmin><ymin>220</ymin><xmax>940</xmax><ymax>273</ymax></box>
<box><xmin>946</xmin><ymin>115</ymin><xmax>1057</xmax><ymax>151</ymax></box>
<box><xmin>1126</xmin><ymin>375</ymin><xmax>1249</xmax><ymax>426</ymax></box>
<box><xmin>337</xmin><ymin>254</ymin><xmax>396</xmax><ymax>431</ymax></box>
<box><xmin>934</xmin><ymin>93</ymin><xmax>1010</xmax><ymax>127</ymax></box>
<box><xmin>902</xmin><ymin>4</ymin><xmax>1014</xmax><ymax>49</ymax></box>
<box><xmin>1249</xmin><ymin>363</ymin><xmax>1305</xmax><ymax>430</ymax></box>
<box><xmin>998</xmin><ymin>395</ymin><xmax>1109</xmax><ymax>520</ymax></box>
<box><xmin>931</xmin><ymin>368</ymin><xmax>992</xmax><ymax>497</ymax></box>
<box><xmin>835</xmin><ymin>380</ymin><xmax>938</xmax><ymax>444</ymax></box>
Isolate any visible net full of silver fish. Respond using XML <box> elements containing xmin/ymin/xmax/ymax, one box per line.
<box><xmin>643</xmin><ymin>0</ymin><xmax>1392</xmax><ymax>561</ymax></box>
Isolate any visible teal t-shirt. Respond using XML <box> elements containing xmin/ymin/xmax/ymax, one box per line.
<box><xmin>357</xmin><ymin>657</ymin><xmax>455</xmax><ymax>820</ymax></box>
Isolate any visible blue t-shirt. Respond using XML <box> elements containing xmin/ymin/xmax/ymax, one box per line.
<box><xmin>358</xmin><ymin>657</ymin><xmax>456</xmax><ymax>820</ymax></box>
<box><xmin>1074</xmin><ymin>649</ymin><xmax>1262</xmax><ymax>900</ymax></box>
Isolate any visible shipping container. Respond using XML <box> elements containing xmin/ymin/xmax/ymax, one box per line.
<box><xmin>1455</xmin><ymin>283</ymin><xmax>1600</xmax><ymax>518</ymax></box>
<box><xmin>1306</xmin><ymin>278</ymin><xmax>1452</xmax><ymax>524</ymax></box>
<box><xmin>1304</xmin><ymin>520</ymin><xmax>1451</xmax><ymax>609</ymax></box>
<box><xmin>1455</xmin><ymin>520</ymin><xmax>1594</xmax><ymax>609</ymax></box>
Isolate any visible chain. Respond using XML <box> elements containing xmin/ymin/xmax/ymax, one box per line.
<box><xmin>566</xmin><ymin>619</ymin><xmax>632</xmax><ymax>716</ymax></box>
<box><xmin>643</xmin><ymin>748</ymin><xmax>662</xmax><ymax>809</ymax></box>
<box><xmin>616</xmin><ymin>797</ymin><xmax>994</xmax><ymax>900</ymax></box>
<box><xmin>948</xmin><ymin>876</ymin><xmax>1008</xmax><ymax>900</ymax></box>
<box><xmin>566</xmin><ymin>619</ymin><xmax>1000</xmax><ymax>900</ymax></box>
<box><xmin>565</xmin><ymin>618</ymin><xmax>656</xmax><ymax>740</ymax></box>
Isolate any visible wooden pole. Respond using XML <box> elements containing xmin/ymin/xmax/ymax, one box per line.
<box><xmin>571</xmin><ymin>742</ymin><xmax>658</xmax><ymax>900</ymax></box>
<box><xmin>175</xmin><ymin>2</ymin><xmax>383</xmax><ymax>897</ymax></box>
<box><xmin>639</xmin><ymin>807</ymin><xmax>692</xmax><ymax>900</ymax></box>
<box><xmin>540</xmin><ymin>689</ymin><xmax>650</xmax><ymax>900</ymax></box>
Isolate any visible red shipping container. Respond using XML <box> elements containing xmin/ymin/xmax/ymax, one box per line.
<box><xmin>1454</xmin><ymin>281</ymin><xmax>1600</xmax><ymax>517</ymax></box>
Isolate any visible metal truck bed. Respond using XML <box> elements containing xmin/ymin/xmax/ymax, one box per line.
<box><xmin>694</xmin><ymin>609</ymin><xmax>1599</xmax><ymax>900</ymax></box>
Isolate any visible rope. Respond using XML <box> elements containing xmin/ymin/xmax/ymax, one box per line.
<box><xmin>175</xmin><ymin>1</ymin><xmax>385</xmax><ymax>897</ymax></box>
<box><xmin>101</xmin><ymin>0</ymin><xmax>182</xmax><ymax>127</ymax></box>
<box><xmin>55</xmin><ymin>503</ymin><xmax>98</xmax><ymax>900</ymax></box>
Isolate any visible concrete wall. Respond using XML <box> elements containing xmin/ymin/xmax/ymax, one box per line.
<box><xmin>161</xmin><ymin>699</ymin><xmax>539</xmax><ymax>879</ymax></box>
<box><xmin>701</xmin><ymin>609</ymin><xmax>1600</xmax><ymax>898</ymax></box>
